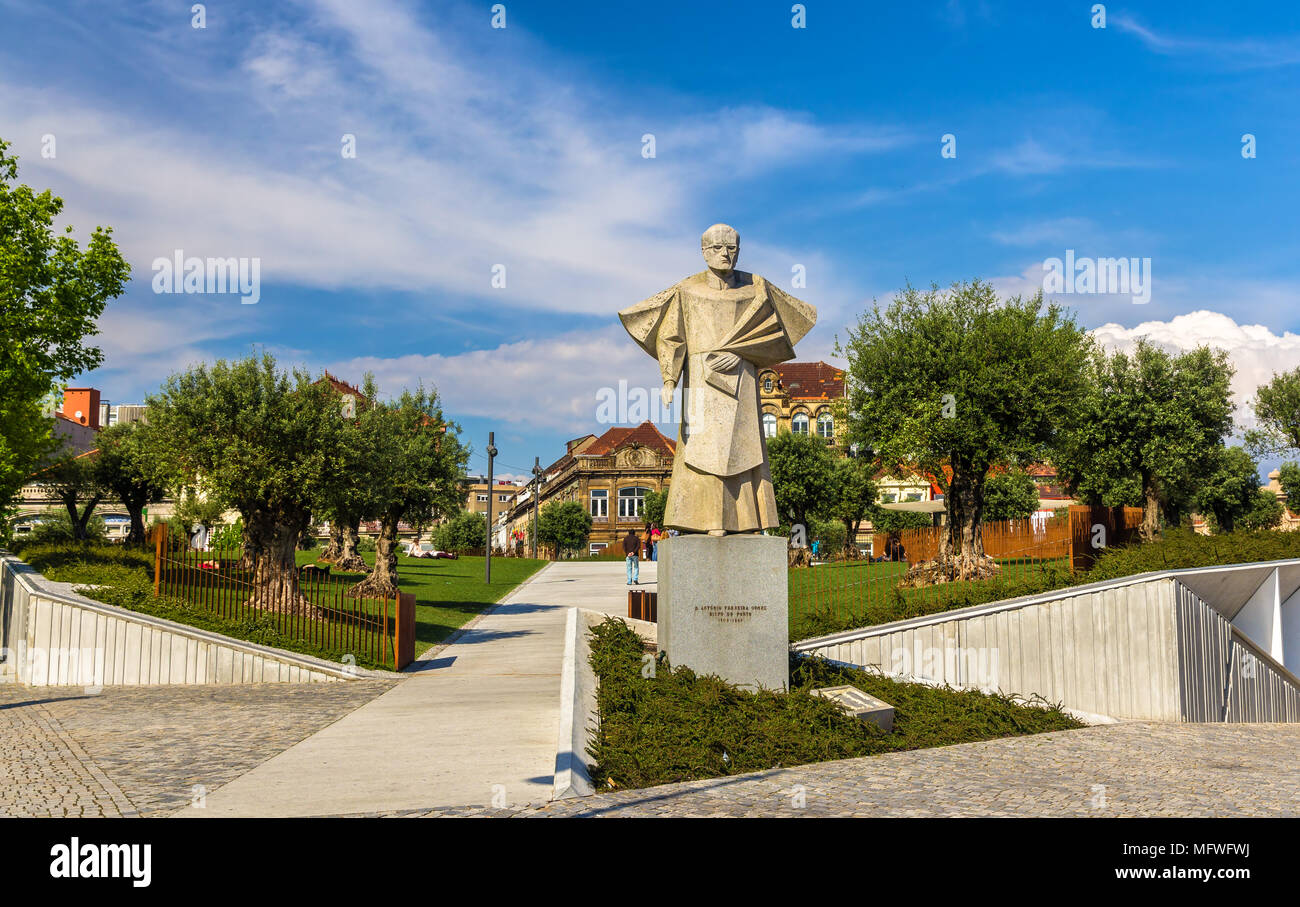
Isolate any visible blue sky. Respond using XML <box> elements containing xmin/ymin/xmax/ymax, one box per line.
<box><xmin>3</xmin><ymin>0</ymin><xmax>1299</xmax><ymax>480</ymax></box>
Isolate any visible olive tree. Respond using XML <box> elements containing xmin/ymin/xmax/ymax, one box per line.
<box><xmin>1055</xmin><ymin>341</ymin><xmax>1235</xmax><ymax>540</ymax></box>
<box><xmin>147</xmin><ymin>354</ymin><xmax>346</xmax><ymax>613</ymax></box>
<box><xmin>348</xmin><ymin>387</ymin><xmax>467</xmax><ymax>598</ymax></box>
<box><xmin>842</xmin><ymin>281</ymin><xmax>1091</xmax><ymax>581</ymax></box>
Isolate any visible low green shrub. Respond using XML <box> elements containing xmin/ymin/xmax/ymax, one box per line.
<box><xmin>587</xmin><ymin>617</ymin><xmax>1081</xmax><ymax>790</ymax></box>
<box><xmin>1085</xmin><ymin>528</ymin><xmax>1300</xmax><ymax>582</ymax></box>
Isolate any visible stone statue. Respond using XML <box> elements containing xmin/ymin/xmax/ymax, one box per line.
<box><xmin>619</xmin><ymin>224</ymin><xmax>817</xmax><ymax>535</ymax></box>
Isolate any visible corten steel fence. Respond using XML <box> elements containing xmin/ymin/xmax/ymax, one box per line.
<box><xmin>151</xmin><ymin>524</ymin><xmax>415</xmax><ymax>670</ymax></box>
<box><xmin>790</xmin><ymin>506</ymin><xmax>1144</xmax><ymax>634</ymax></box>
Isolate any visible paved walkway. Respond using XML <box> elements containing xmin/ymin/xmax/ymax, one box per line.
<box><xmin>178</xmin><ymin>560</ymin><xmax>655</xmax><ymax>816</ymax></box>
<box><xmin>0</xmin><ymin>681</ymin><xmax>396</xmax><ymax>817</ymax></box>
<box><xmin>324</xmin><ymin>721</ymin><xmax>1300</xmax><ymax>818</ymax></box>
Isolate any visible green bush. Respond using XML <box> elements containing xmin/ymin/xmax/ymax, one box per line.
<box><xmin>1085</xmin><ymin>527</ymin><xmax>1300</xmax><ymax>582</ymax></box>
<box><xmin>20</xmin><ymin>510</ymin><xmax>108</xmax><ymax>544</ymax></box>
<box><xmin>433</xmin><ymin>510</ymin><xmax>487</xmax><ymax>552</ymax></box>
<box><xmin>586</xmin><ymin>617</ymin><xmax>1080</xmax><ymax>790</ymax></box>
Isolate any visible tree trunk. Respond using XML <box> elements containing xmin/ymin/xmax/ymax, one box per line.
<box><xmin>321</xmin><ymin>521</ymin><xmax>344</xmax><ymax>561</ymax></box>
<box><xmin>1140</xmin><ymin>480</ymin><xmax>1162</xmax><ymax>542</ymax></box>
<box><xmin>336</xmin><ymin>519</ymin><xmax>367</xmax><ymax>572</ymax></box>
<box><xmin>348</xmin><ymin>513</ymin><xmax>400</xmax><ymax>599</ymax></box>
<box><xmin>126</xmin><ymin>506</ymin><xmax>147</xmax><ymax>546</ymax></box>
<box><xmin>903</xmin><ymin>467</ymin><xmax>999</xmax><ymax>587</ymax></box>
<box><xmin>244</xmin><ymin>513</ymin><xmax>317</xmax><ymax>615</ymax></box>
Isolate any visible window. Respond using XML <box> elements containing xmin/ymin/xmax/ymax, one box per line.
<box><xmin>904</xmin><ymin>492</ymin><xmax>923</xmax><ymax>502</ymax></box>
<box><xmin>762</xmin><ymin>412</ymin><xmax>778</xmax><ymax>438</ymax></box>
<box><xmin>618</xmin><ymin>486</ymin><xmax>648</xmax><ymax>519</ymax></box>
<box><xmin>476</xmin><ymin>494</ymin><xmax>488</xmax><ymax>503</ymax></box>
<box><xmin>498</xmin><ymin>494</ymin><xmax>510</xmax><ymax>503</ymax></box>
<box><xmin>882</xmin><ymin>492</ymin><xmax>897</xmax><ymax>503</ymax></box>
<box><xmin>791</xmin><ymin>412</ymin><xmax>809</xmax><ymax>435</ymax></box>
<box><xmin>590</xmin><ymin>488</ymin><xmax>608</xmax><ymax>518</ymax></box>
<box><xmin>589</xmin><ymin>543</ymin><xmax>607</xmax><ymax>555</ymax></box>
<box><xmin>763</xmin><ymin>375</ymin><xmax>774</xmax><ymax>393</ymax></box>
<box><xmin>817</xmin><ymin>411</ymin><xmax>833</xmax><ymax>439</ymax></box>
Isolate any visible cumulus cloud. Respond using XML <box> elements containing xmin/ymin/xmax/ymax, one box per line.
<box><xmin>1090</xmin><ymin>311</ymin><xmax>1300</xmax><ymax>431</ymax></box>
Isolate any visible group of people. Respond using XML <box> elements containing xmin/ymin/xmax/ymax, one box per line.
<box><xmin>622</xmin><ymin>524</ymin><xmax>675</xmax><ymax>585</ymax></box>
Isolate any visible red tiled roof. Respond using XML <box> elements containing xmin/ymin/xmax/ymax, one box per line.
<box><xmin>542</xmin><ymin>422</ymin><xmax>676</xmax><ymax>476</ymax></box>
<box><xmin>581</xmin><ymin>421</ymin><xmax>676</xmax><ymax>457</ymax></box>
<box><xmin>773</xmin><ymin>362</ymin><xmax>845</xmax><ymax>399</ymax></box>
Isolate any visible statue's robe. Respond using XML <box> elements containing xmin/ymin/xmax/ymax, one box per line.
<box><xmin>619</xmin><ymin>270</ymin><xmax>816</xmax><ymax>533</ymax></box>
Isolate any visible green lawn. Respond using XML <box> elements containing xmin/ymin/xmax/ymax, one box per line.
<box><xmin>296</xmin><ymin>551</ymin><xmax>546</xmax><ymax>655</ymax></box>
<box><xmin>789</xmin><ymin>556</ymin><xmax>1073</xmax><ymax>640</ymax></box>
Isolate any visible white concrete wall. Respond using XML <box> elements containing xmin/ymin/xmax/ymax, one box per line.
<box><xmin>795</xmin><ymin>577</ymin><xmax>1184</xmax><ymax>721</ymax></box>
<box><xmin>1</xmin><ymin>553</ymin><xmax>366</xmax><ymax>686</ymax></box>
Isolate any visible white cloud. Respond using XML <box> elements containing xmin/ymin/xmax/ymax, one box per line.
<box><xmin>1090</xmin><ymin>311</ymin><xmax>1300</xmax><ymax>431</ymax></box>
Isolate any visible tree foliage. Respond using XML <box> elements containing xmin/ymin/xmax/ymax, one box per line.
<box><xmin>1055</xmin><ymin>340</ymin><xmax>1235</xmax><ymax>540</ymax></box>
<box><xmin>146</xmin><ymin>353</ymin><xmax>347</xmax><ymax>611</ymax></box>
<box><xmin>433</xmin><ymin>510</ymin><xmax>488</xmax><ymax>552</ymax></box>
<box><xmin>0</xmin><ymin>139</ymin><xmax>130</xmax><ymax>508</ymax></box>
<box><xmin>1197</xmin><ymin>446</ymin><xmax>1264</xmax><ymax>534</ymax></box>
<box><xmin>983</xmin><ymin>469</ymin><xmax>1039</xmax><ymax>522</ymax></box>
<box><xmin>642</xmin><ymin>489</ymin><xmax>668</xmax><ymax>529</ymax></box>
<box><xmin>766</xmin><ymin>430</ymin><xmax>836</xmax><ymax>531</ymax></box>
<box><xmin>1246</xmin><ymin>366</ymin><xmax>1300</xmax><ymax>457</ymax></box>
<box><xmin>536</xmin><ymin>500</ymin><xmax>593</xmax><ymax>557</ymax></box>
<box><xmin>347</xmin><ymin>386</ymin><xmax>468</xmax><ymax>596</ymax></box>
<box><xmin>842</xmin><ymin>280</ymin><xmax>1090</xmax><ymax>571</ymax></box>
<box><xmin>826</xmin><ymin>457</ymin><xmax>876</xmax><ymax>554</ymax></box>
<box><xmin>93</xmin><ymin>421</ymin><xmax>168</xmax><ymax>544</ymax></box>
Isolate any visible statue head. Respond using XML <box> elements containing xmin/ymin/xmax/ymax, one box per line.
<box><xmin>701</xmin><ymin>223</ymin><xmax>739</xmax><ymax>274</ymax></box>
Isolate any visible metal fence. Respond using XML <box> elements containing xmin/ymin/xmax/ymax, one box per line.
<box><xmin>152</xmin><ymin>524</ymin><xmax>414</xmax><ymax>670</ymax></box>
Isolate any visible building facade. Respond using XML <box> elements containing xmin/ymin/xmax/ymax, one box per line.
<box><xmin>504</xmin><ymin>421</ymin><xmax>675</xmax><ymax>556</ymax></box>
<box><xmin>758</xmin><ymin>361</ymin><xmax>844</xmax><ymax>446</ymax></box>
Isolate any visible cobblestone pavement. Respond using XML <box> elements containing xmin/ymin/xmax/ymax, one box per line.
<box><xmin>329</xmin><ymin>722</ymin><xmax>1300</xmax><ymax>818</ymax></box>
<box><xmin>0</xmin><ymin>680</ymin><xmax>397</xmax><ymax>817</ymax></box>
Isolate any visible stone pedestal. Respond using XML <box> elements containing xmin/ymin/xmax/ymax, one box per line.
<box><xmin>658</xmin><ymin>534</ymin><xmax>788</xmax><ymax>691</ymax></box>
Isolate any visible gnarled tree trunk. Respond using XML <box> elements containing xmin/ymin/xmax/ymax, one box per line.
<box><xmin>336</xmin><ymin>519</ymin><xmax>367</xmax><ymax>572</ymax></box>
<box><xmin>320</xmin><ymin>521</ymin><xmax>344</xmax><ymax>561</ymax></box>
<box><xmin>902</xmin><ymin>466</ymin><xmax>1000</xmax><ymax>587</ymax></box>
<box><xmin>244</xmin><ymin>512</ymin><xmax>317</xmax><ymax>615</ymax></box>
<box><xmin>348</xmin><ymin>512</ymin><xmax>399</xmax><ymax>599</ymax></box>
<box><xmin>1140</xmin><ymin>482</ymin><xmax>1162</xmax><ymax>542</ymax></box>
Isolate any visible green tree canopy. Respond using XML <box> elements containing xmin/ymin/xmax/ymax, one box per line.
<box><xmin>1241</xmin><ymin>489</ymin><xmax>1285</xmax><ymax>530</ymax></box>
<box><xmin>93</xmin><ymin>421</ymin><xmax>169</xmax><ymax>545</ymax></box>
<box><xmin>641</xmin><ymin>489</ymin><xmax>668</xmax><ymax>529</ymax></box>
<box><xmin>146</xmin><ymin>353</ymin><xmax>347</xmax><ymax>612</ymax></box>
<box><xmin>536</xmin><ymin>500</ymin><xmax>593</xmax><ymax>558</ymax></box>
<box><xmin>826</xmin><ymin>457</ymin><xmax>877</xmax><ymax>554</ymax></box>
<box><xmin>766</xmin><ymin>430</ymin><xmax>836</xmax><ymax>531</ymax></box>
<box><xmin>348</xmin><ymin>386</ymin><xmax>468</xmax><ymax>597</ymax></box>
<box><xmin>1246</xmin><ymin>366</ymin><xmax>1300</xmax><ymax>457</ymax></box>
<box><xmin>1197</xmin><ymin>446</ymin><xmax>1264</xmax><ymax>534</ymax></box>
<box><xmin>433</xmin><ymin>510</ymin><xmax>488</xmax><ymax>552</ymax></box>
<box><xmin>841</xmin><ymin>280</ymin><xmax>1091</xmax><ymax>575</ymax></box>
<box><xmin>0</xmin><ymin>139</ymin><xmax>130</xmax><ymax>509</ymax></box>
<box><xmin>1056</xmin><ymin>340</ymin><xmax>1235</xmax><ymax>540</ymax></box>
<box><xmin>983</xmin><ymin>469</ymin><xmax>1040</xmax><ymax>522</ymax></box>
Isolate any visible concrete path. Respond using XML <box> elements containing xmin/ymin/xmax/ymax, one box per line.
<box><xmin>178</xmin><ymin>559</ymin><xmax>656</xmax><ymax>817</ymax></box>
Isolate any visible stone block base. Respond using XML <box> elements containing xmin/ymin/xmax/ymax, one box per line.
<box><xmin>658</xmin><ymin>534</ymin><xmax>788</xmax><ymax>690</ymax></box>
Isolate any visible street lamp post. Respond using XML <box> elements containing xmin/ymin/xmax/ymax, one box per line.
<box><xmin>531</xmin><ymin>456</ymin><xmax>542</xmax><ymax>559</ymax></box>
<box><xmin>485</xmin><ymin>431</ymin><xmax>497</xmax><ymax>584</ymax></box>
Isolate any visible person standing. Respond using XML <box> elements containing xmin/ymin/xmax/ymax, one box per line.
<box><xmin>622</xmin><ymin>529</ymin><xmax>641</xmax><ymax>585</ymax></box>
<box><xmin>650</xmin><ymin>526</ymin><xmax>662</xmax><ymax>561</ymax></box>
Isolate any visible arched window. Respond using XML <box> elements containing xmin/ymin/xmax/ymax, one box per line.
<box><xmin>618</xmin><ymin>486</ymin><xmax>648</xmax><ymax>519</ymax></box>
<box><xmin>762</xmin><ymin>412</ymin><xmax>778</xmax><ymax>438</ymax></box>
<box><xmin>791</xmin><ymin>412</ymin><xmax>809</xmax><ymax>435</ymax></box>
<box><xmin>817</xmin><ymin>411</ymin><xmax>834</xmax><ymax>439</ymax></box>
<box><xmin>762</xmin><ymin>374</ymin><xmax>774</xmax><ymax>393</ymax></box>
